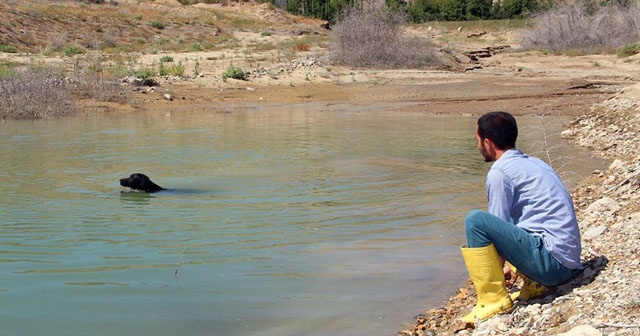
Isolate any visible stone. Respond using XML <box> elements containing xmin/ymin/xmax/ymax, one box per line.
<box><xmin>583</xmin><ymin>226</ymin><xmax>607</xmax><ymax>240</ymax></box>
<box><xmin>586</xmin><ymin>197</ymin><xmax>620</xmax><ymax>213</ymax></box>
<box><xmin>556</xmin><ymin>325</ymin><xmax>602</xmax><ymax>336</ymax></box>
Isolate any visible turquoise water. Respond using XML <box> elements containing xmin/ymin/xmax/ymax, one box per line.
<box><xmin>0</xmin><ymin>107</ymin><xmax>597</xmax><ymax>335</ymax></box>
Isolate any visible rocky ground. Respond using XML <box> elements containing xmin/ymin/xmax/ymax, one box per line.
<box><xmin>399</xmin><ymin>84</ymin><xmax>640</xmax><ymax>336</ymax></box>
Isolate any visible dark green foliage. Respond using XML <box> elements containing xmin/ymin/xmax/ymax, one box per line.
<box><xmin>222</xmin><ymin>64</ymin><xmax>247</xmax><ymax>80</ymax></box>
<box><xmin>268</xmin><ymin>0</ymin><xmax>549</xmax><ymax>22</ymax></box>
<box><xmin>0</xmin><ymin>43</ymin><xmax>18</xmax><ymax>53</ymax></box>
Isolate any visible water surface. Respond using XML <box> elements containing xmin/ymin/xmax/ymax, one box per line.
<box><xmin>0</xmin><ymin>107</ymin><xmax>599</xmax><ymax>335</ymax></box>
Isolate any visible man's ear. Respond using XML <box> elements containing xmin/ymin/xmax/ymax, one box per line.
<box><xmin>483</xmin><ymin>137</ymin><xmax>494</xmax><ymax>150</ymax></box>
<box><xmin>483</xmin><ymin>137</ymin><xmax>498</xmax><ymax>156</ymax></box>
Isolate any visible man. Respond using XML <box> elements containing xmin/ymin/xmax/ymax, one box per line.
<box><xmin>459</xmin><ymin>111</ymin><xmax>582</xmax><ymax>324</ymax></box>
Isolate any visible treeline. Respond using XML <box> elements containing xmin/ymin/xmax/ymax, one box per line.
<box><xmin>270</xmin><ymin>0</ymin><xmax>543</xmax><ymax>22</ymax></box>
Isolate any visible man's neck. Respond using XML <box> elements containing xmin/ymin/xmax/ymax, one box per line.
<box><xmin>494</xmin><ymin>147</ymin><xmax>514</xmax><ymax>160</ymax></box>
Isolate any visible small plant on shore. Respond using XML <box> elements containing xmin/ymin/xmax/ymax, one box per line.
<box><xmin>160</xmin><ymin>55</ymin><xmax>174</xmax><ymax>62</ymax></box>
<box><xmin>134</xmin><ymin>65</ymin><xmax>156</xmax><ymax>79</ymax></box>
<box><xmin>193</xmin><ymin>59</ymin><xmax>201</xmax><ymax>77</ymax></box>
<box><xmin>0</xmin><ymin>62</ymin><xmax>17</xmax><ymax>78</ymax></box>
<box><xmin>0</xmin><ymin>43</ymin><xmax>17</xmax><ymax>53</ymax></box>
<box><xmin>151</xmin><ymin>21</ymin><xmax>165</xmax><ymax>30</ymax></box>
<box><xmin>529</xmin><ymin>113</ymin><xmax>583</xmax><ymax>186</ymax></box>
<box><xmin>222</xmin><ymin>64</ymin><xmax>246</xmax><ymax>80</ymax></box>
<box><xmin>189</xmin><ymin>43</ymin><xmax>203</xmax><ymax>52</ymax></box>
<box><xmin>160</xmin><ymin>60</ymin><xmax>185</xmax><ymax>76</ymax></box>
<box><xmin>64</xmin><ymin>44</ymin><xmax>86</xmax><ymax>56</ymax></box>
<box><xmin>618</xmin><ymin>43</ymin><xmax>640</xmax><ymax>58</ymax></box>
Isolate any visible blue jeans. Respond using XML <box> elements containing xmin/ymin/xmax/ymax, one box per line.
<box><xmin>465</xmin><ymin>209</ymin><xmax>575</xmax><ymax>286</ymax></box>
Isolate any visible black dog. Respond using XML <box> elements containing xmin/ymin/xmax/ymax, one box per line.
<box><xmin>120</xmin><ymin>173</ymin><xmax>165</xmax><ymax>193</ymax></box>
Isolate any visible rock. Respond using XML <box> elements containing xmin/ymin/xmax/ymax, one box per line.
<box><xmin>557</xmin><ymin>325</ymin><xmax>602</xmax><ymax>336</ymax></box>
<box><xmin>163</xmin><ymin>93</ymin><xmax>173</xmax><ymax>101</ymax></box>
<box><xmin>586</xmin><ymin>197</ymin><xmax>620</xmax><ymax>213</ymax></box>
<box><xmin>582</xmin><ymin>226</ymin><xmax>607</xmax><ymax>240</ymax></box>
<box><xmin>608</xmin><ymin>159</ymin><xmax>627</xmax><ymax>171</ymax></box>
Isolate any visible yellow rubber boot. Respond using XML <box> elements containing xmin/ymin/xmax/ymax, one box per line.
<box><xmin>510</xmin><ymin>273</ymin><xmax>549</xmax><ymax>301</ymax></box>
<box><xmin>505</xmin><ymin>262</ymin><xmax>549</xmax><ymax>301</ymax></box>
<box><xmin>459</xmin><ymin>244</ymin><xmax>514</xmax><ymax>324</ymax></box>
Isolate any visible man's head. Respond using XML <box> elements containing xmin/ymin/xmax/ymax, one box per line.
<box><xmin>476</xmin><ymin>111</ymin><xmax>517</xmax><ymax>162</ymax></box>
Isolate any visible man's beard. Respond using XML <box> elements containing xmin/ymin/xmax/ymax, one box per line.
<box><xmin>480</xmin><ymin>143</ymin><xmax>494</xmax><ymax>162</ymax></box>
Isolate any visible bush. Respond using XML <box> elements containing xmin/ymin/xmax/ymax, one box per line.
<box><xmin>522</xmin><ymin>1</ymin><xmax>640</xmax><ymax>53</ymax></box>
<box><xmin>64</xmin><ymin>44</ymin><xmax>86</xmax><ymax>56</ymax></box>
<box><xmin>151</xmin><ymin>21</ymin><xmax>165</xmax><ymax>29</ymax></box>
<box><xmin>190</xmin><ymin>43</ymin><xmax>204</xmax><ymax>51</ymax></box>
<box><xmin>0</xmin><ymin>67</ymin><xmax>76</xmax><ymax>120</ymax></box>
<box><xmin>0</xmin><ymin>43</ymin><xmax>17</xmax><ymax>53</ymax></box>
<box><xmin>618</xmin><ymin>43</ymin><xmax>640</xmax><ymax>58</ymax></box>
<box><xmin>159</xmin><ymin>60</ymin><xmax>185</xmax><ymax>76</ymax></box>
<box><xmin>159</xmin><ymin>55</ymin><xmax>174</xmax><ymax>62</ymax></box>
<box><xmin>329</xmin><ymin>0</ymin><xmax>441</xmax><ymax>69</ymax></box>
<box><xmin>222</xmin><ymin>64</ymin><xmax>246</xmax><ymax>80</ymax></box>
<box><xmin>134</xmin><ymin>65</ymin><xmax>156</xmax><ymax>79</ymax></box>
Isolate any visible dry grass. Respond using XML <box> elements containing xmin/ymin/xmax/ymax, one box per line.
<box><xmin>0</xmin><ymin>66</ymin><xmax>76</xmax><ymax>120</ymax></box>
<box><xmin>522</xmin><ymin>1</ymin><xmax>640</xmax><ymax>53</ymax></box>
<box><xmin>0</xmin><ymin>59</ymin><xmax>132</xmax><ymax>120</ymax></box>
<box><xmin>329</xmin><ymin>1</ymin><xmax>441</xmax><ymax>69</ymax></box>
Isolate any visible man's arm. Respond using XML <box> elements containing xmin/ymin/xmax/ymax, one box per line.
<box><xmin>486</xmin><ymin>168</ymin><xmax>513</xmax><ymax>222</ymax></box>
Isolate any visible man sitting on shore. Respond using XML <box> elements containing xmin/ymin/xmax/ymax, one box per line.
<box><xmin>459</xmin><ymin>111</ymin><xmax>582</xmax><ymax>325</ymax></box>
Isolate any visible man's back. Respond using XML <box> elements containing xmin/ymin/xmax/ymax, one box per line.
<box><xmin>486</xmin><ymin>148</ymin><xmax>582</xmax><ymax>269</ymax></box>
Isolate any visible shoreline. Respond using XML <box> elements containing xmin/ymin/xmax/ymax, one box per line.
<box><xmin>400</xmin><ymin>83</ymin><xmax>640</xmax><ymax>336</ymax></box>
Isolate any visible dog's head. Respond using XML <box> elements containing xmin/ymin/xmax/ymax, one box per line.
<box><xmin>120</xmin><ymin>173</ymin><xmax>164</xmax><ymax>192</ymax></box>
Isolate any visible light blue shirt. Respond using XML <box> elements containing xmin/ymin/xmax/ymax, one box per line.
<box><xmin>487</xmin><ymin>149</ymin><xmax>582</xmax><ymax>269</ymax></box>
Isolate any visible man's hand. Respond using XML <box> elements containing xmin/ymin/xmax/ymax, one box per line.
<box><xmin>503</xmin><ymin>263</ymin><xmax>518</xmax><ymax>288</ymax></box>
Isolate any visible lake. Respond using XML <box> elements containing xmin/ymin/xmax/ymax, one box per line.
<box><xmin>0</xmin><ymin>105</ymin><xmax>599</xmax><ymax>336</ymax></box>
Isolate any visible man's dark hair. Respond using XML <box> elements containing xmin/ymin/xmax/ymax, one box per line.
<box><xmin>477</xmin><ymin>111</ymin><xmax>518</xmax><ymax>150</ymax></box>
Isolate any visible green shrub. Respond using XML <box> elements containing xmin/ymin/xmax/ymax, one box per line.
<box><xmin>64</xmin><ymin>44</ymin><xmax>86</xmax><ymax>56</ymax></box>
<box><xmin>0</xmin><ymin>62</ymin><xmax>17</xmax><ymax>78</ymax></box>
<box><xmin>134</xmin><ymin>65</ymin><xmax>156</xmax><ymax>79</ymax></box>
<box><xmin>618</xmin><ymin>43</ymin><xmax>640</xmax><ymax>58</ymax></box>
<box><xmin>159</xmin><ymin>55</ymin><xmax>174</xmax><ymax>62</ymax></box>
<box><xmin>159</xmin><ymin>60</ymin><xmax>185</xmax><ymax>76</ymax></box>
<box><xmin>190</xmin><ymin>43</ymin><xmax>204</xmax><ymax>51</ymax></box>
<box><xmin>222</xmin><ymin>64</ymin><xmax>246</xmax><ymax>80</ymax></box>
<box><xmin>151</xmin><ymin>21</ymin><xmax>165</xmax><ymax>29</ymax></box>
<box><xmin>0</xmin><ymin>43</ymin><xmax>17</xmax><ymax>53</ymax></box>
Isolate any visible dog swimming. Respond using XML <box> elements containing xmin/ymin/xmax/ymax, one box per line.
<box><xmin>119</xmin><ymin>173</ymin><xmax>165</xmax><ymax>193</ymax></box>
